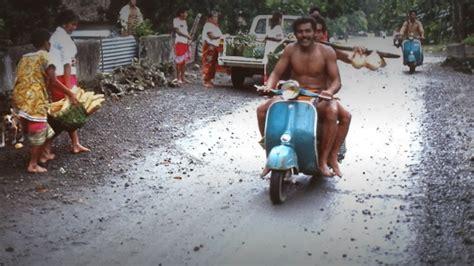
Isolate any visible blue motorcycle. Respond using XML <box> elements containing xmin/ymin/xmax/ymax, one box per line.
<box><xmin>402</xmin><ymin>36</ymin><xmax>423</xmax><ymax>73</ymax></box>
<box><xmin>263</xmin><ymin>80</ymin><xmax>333</xmax><ymax>204</ymax></box>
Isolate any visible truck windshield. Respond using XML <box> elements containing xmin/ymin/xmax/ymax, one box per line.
<box><xmin>255</xmin><ymin>18</ymin><xmax>267</xmax><ymax>34</ymax></box>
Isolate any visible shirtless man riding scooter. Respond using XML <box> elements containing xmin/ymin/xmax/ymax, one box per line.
<box><xmin>257</xmin><ymin>17</ymin><xmax>347</xmax><ymax>177</ymax></box>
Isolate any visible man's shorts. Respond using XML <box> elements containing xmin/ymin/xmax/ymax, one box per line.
<box><xmin>26</xmin><ymin>121</ymin><xmax>55</xmax><ymax>146</ymax></box>
<box><xmin>175</xmin><ymin>42</ymin><xmax>190</xmax><ymax>64</ymax></box>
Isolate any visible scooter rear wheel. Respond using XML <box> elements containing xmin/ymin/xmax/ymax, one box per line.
<box><xmin>270</xmin><ymin>170</ymin><xmax>290</xmax><ymax>204</ymax></box>
<box><xmin>409</xmin><ymin>63</ymin><xmax>416</xmax><ymax>74</ymax></box>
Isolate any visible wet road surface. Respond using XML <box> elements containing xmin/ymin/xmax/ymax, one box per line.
<box><xmin>0</xmin><ymin>37</ymin><xmax>463</xmax><ymax>265</ymax></box>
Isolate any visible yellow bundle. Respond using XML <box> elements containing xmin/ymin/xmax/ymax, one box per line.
<box><xmin>71</xmin><ymin>86</ymin><xmax>106</xmax><ymax>115</ymax></box>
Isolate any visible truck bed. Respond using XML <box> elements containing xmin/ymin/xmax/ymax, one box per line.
<box><xmin>218</xmin><ymin>55</ymin><xmax>264</xmax><ymax>69</ymax></box>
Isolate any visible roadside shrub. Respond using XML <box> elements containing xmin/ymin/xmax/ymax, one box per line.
<box><xmin>135</xmin><ymin>19</ymin><xmax>156</xmax><ymax>38</ymax></box>
<box><xmin>463</xmin><ymin>35</ymin><xmax>474</xmax><ymax>46</ymax></box>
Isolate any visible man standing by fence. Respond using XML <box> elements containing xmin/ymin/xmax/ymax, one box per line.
<box><xmin>173</xmin><ymin>6</ymin><xmax>192</xmax><ymax>84</ymax></box>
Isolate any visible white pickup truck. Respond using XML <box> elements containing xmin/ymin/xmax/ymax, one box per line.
<box><xmin>218</xmin><ymin>15</ymin><xmax>298</xmax><ymax>88</ymax></box>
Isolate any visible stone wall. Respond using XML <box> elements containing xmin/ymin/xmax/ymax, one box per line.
<box><xmin>0</xmin><ymin>45</ymin><xmax>35</xmax><ymax>94</ymax></box>
<box><xmin>0</xmin><ymin>41</ymin><xmax>101</xmax><ymax>94</ymax></box>
<box><xmin>76</xmin><ymin>40</ymin><xmax>101</xmax><ymax>81</ymax></box>
<box><xmin>1</xmin><ymin>34</ymin><xmax>175</xmax><ymax>94</ymax></box>
<box><xmin>139</xmin><ymin>34</ymin><xmax>174</xmax><ymax>65</ymax></box>
<box><xmin>447</xmin><ymin>43</ymin><xmax>474</xmax><ymax>59</ymax></box>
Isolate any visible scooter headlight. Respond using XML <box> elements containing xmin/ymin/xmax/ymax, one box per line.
<box><xmin>280</xmin><ymin>80</ymin><xmax>300</xmax><ymax>100</ymax></box>
<box><xmin>280</xmin><ymin>133</ymin><xmax>291</xmax><ymax>143</ymax></box>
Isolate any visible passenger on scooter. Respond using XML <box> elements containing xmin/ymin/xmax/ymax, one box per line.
<box><xmin>399</xmin><ymin>10</ymin><xmax>425</xmax><ymax>41</ymax></box>
<box><xmin>257</xmin><ymin>17</ymin><xmax>344</xmax><ymax>177</ymax></box>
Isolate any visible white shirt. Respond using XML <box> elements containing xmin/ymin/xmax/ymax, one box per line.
<box><xmin>264</xmin><ymin>25</ymin><xmax>284</xmax><ymax>63</ymax></box>
<box><xmin>49</xmin><ymin>27</ymin><xmax>77</xmax><ymax>76</ymax></box>
<box><xmin>119</xmin><ymin>4</ymin><xmax>144</xmax><ymax>29</ymax></box>
<box><xmin>173</xmin><ymin>17</ymin><xmax>189</xmax><ymax>44</ymax></box>
<box><xmin>201</xmin><ymin>22</ymin><xmax>222</xmax><ymax>47</ymax></box>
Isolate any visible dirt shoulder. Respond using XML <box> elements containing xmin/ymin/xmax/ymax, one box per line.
<box><xmin>412</xmin><ymin>62</ymin><xmax>473</xmax><ymax>264</ymax></box>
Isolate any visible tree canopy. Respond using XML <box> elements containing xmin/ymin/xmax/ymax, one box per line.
<box><xmin>0</xmin><ymin>0</ymin><xmax>472</xmax><ymax>45</ymax></box>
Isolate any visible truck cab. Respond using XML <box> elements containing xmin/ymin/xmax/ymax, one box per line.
<box><xmin>249</xmin><ymin>15</ymin><xmax>299</xmax><ymax>41</ymax></box>
<box><xmin>218</xmin><ymin>15</ymin><xmax>299</xmax><ymax>88</ymax></box>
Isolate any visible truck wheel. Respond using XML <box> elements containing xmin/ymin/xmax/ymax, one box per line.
<box><xmin>231</xmin><ymin>68</ymin><xmax>245</xmax><ymax>88</ymax></box>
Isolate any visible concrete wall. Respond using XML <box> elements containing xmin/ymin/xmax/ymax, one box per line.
<box><xmin>76</xmin><ymin>40</ymin><xmax>101</xmax><ymax>81</ymax></box>
<box><xmin>139</xmin><ymin>34</ymin><xmax>174</xmax><ymax>65</ymax></box>
<box><xmin>447</xmin><ymin>43</ymin><xmax>466</xmax><ymax>59</ymax></box>
<box><xmin>0</xmin><ymin>41</ymin><xmax>101</xmax><ymax>94</ymax></box>
<box><xmin>1</xmin><ymin>35</ymin><xmax>175</xmax><ymax>94</ymax></box>
<box><xmin>0</xmin><ymin>45</ymin><xmax>34</xmax><ymax>94</ymax></box>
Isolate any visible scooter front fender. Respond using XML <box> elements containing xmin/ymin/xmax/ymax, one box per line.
<box><xmin>266</xmin><ymin>145</ymin><xmax>298</xmax><ymax>172</ymax></box>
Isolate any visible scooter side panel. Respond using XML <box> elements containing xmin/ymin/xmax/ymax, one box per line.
<box><xmin>265</xmin><ymin>101</ymin><xmax>318</xmax><ymax>175</ymax></box>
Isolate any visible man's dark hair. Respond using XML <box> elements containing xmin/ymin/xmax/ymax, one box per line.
<box><xmin>292</xmin><ymin>16</ymin><xmax>316</xmax><ymax>33</ymax></box>
<box><xmin>313</xmin><ymin>15</ymin><xmax>327</xmax><ymax>32</ymax></box>
<box><xmin>409</xmin><ymin>9</ymin><xmax>417</xmax><ymax>15</ymax></box>
<box><xmin>270</xmin><ymin>12</ymin><xmax>282</xmax><ymax>28</ymax></box>
<box><xmin>309</xmin><ymin>6</ymin><xmax>321</xmax><ymax>15</ymax></box>
<box><xmin>56</xmin><ymin>9</ymin><xmax>79</xmax><ymax>26</ymax></box>
<box><xmin>176</xmin><ymin>6</ymin><xmax>189</xmax><ymax>16</ymax></box>
<box><xmin>31</xmin><ymin>29</ymin><xmax>51</xmax><ymax>49</ymax></box>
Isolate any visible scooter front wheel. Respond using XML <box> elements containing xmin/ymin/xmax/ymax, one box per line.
<box><xmin>409</xmin><ymin>63</ymin><xmax>416</xmax><ymax>74</ymax></box>
<box><xmin>270</xmin><ymin>170</ymin><xmax>290</xmax><ymax>204</ymax></box>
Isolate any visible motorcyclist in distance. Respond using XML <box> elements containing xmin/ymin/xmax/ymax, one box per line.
<box><xmin>399</xmin><ymin>10</ymin><xmax>425</xmax><ymax>41</ymax></box>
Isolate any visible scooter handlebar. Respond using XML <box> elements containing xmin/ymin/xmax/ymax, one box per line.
<box><xmin>268</xmin><ymin>88</ymin><xmax>333</xmax><ymax>100</ymax></box>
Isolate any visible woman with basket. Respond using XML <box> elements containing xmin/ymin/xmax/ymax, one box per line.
<box><xmin>49</xmin><ymin>10</ymin><xmax>90</xmax><ymax>154</ymax></box>
<box><xmin>13</xmin><ymin>29</ymin><xmax>79</xmax><ymax>173</ymax></box>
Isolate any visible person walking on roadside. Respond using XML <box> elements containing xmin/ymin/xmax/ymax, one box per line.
<box><xmin>13</xmin><ymin>29</ymin><xmax>79</xmax><ymax>172</ymax></box>
<box><xmin>173</xmin><ymin>6</ymin><xmax>192</xmax><ymax>84</ymax></box>
<box><xmin>201</xmin><ymin>11</ymin><xmax>222</xmax><ymax>88</ymax></box>
<box><xmin>49</xmin><ymin>9</ymin><xmax>90</xmax><ymax>154</ymax></box>
<box><xmin>264</xmin><ymin>12</ymin><xmax>284</xmax><ymax>57</ymax></box>
<box><xmin>119</xmin><ymin>0</ymin><xmax>144</xmax><ymax>36</ymax></box>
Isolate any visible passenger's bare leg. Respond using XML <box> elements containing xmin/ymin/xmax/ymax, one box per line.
<box><xmin>69</xmin><ymin>130</ymin><xmax>90</xmax><ymax>154</ymax></box>
<box><xmin>316</xmin><ymin>100</ymin><xmax>338</xmax><ymax>176</ymax></box>
<box><xmin>329</xmin><ymin>101</ymin><xmax>351</xmax><ymax>177</ymax></box>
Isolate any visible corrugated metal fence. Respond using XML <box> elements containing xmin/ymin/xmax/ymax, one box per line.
<box><xmin>98</xmin><ymin>36</ymin><xmax>137</xmax><ymax>72</ymax></box>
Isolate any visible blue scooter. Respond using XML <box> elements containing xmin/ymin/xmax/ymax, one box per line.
<box><xmin>263</xmin><ymin>80</ymin><xmax>332</xmax><ymax>204</ymax></box>
<box><xmin>402</xmin><ymin>36</ymin><xmax>423</xmax><ymax>73</ymax></box>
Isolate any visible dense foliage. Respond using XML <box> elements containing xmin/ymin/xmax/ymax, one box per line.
<box><xmin>0</xmin><ymin>0</ymin><xmax>62</xmax><ymax>44</ymax></box>
<box><xmin>0</xmin><ymin>0</ymin><xmax>472</xmax><ymax>46</ymax></box>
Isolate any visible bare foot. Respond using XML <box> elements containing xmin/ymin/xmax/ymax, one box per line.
<box><xmin>319</xmin><ymin>164</ymin><xmax>335</xmax><ymax>177</ymax></box>
<box><xmin>28</xmin><ymin>165</ymin><xmax>48</xmax><ymax>173</ymax></box>
<box><xmin>204</xmin><ymin>82</ymin><xmax>214</xmax><ymax>88</ymax></box>
<box><xmin>329</xmin><ymin>160</ymin><xmax>343</xmax><ymax>177</ymax></box>
<box><xmin>71</xmin><ymin>144</ymin><xmax>90</xmax><ymax>154</ymax></box>
<box><xmin>40</xmin><ymin>153</ymin><xmax>56</xmax><ymax>164</ymax></box>
<box><xmin>260</xmin><ymin>167</ymin><xmax>271</xmax><ymax>179</ymax></box>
